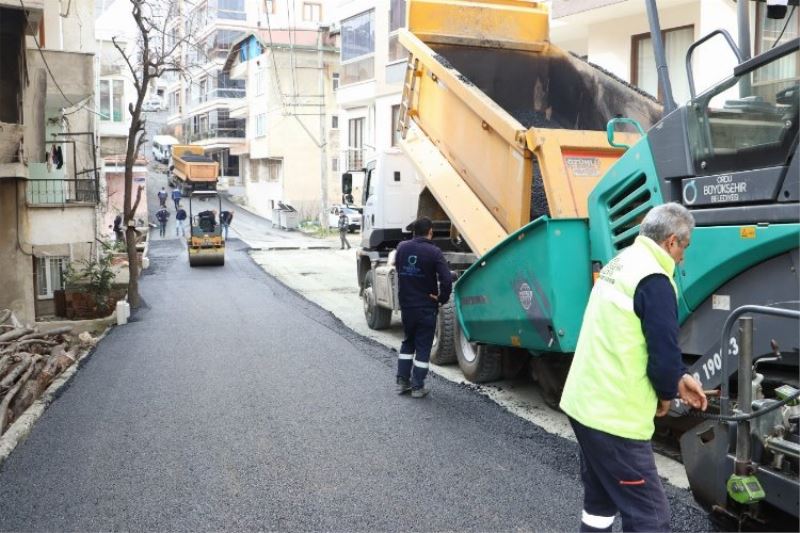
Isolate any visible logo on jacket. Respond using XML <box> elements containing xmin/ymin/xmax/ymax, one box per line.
<box><xmin>400</xmin><ymin>255</ymin><xmax>422</xmax><ymax>277</ymax></box>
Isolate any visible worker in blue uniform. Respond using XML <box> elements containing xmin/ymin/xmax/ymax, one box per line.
<box><xmin>394</xmin><ymin>217</ymin><xmax>453</xmax><ymax>398</ymax></box>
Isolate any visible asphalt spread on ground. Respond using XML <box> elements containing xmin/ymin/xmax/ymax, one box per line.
<box><xmin>0</xmin><ymin>240</ymin><xmax>714</xmax><ymax>531</ymax></box>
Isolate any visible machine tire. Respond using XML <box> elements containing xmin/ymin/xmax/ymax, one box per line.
<box><xmin>455</xmin><ymin>323</ymin><xmax>503</xmax><ymax>383</ymax></box>
<box><xmin>529</xmin><ymin>354</ymin><xmax>571</xmax><ymax>410</ymax></box>
<box><xmin>430</xmin><ymin>301</ymin><xmax>457</xmax><ymax>365</ymax></box>
<box><xmin>363</xmin><ymin>270</ymin><xmax>392</xmax><ymax>330</ymax></box>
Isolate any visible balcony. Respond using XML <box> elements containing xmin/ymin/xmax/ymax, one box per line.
<box><xmin>187</xmin><ymin>127</ymin><xmax>246</xmax><ymax>142</ymax></box>
<box><xmin>189</xmin><ymin>88</ymin><xmax>246</xmax><ymax>107</ymax></box>
<box><xmin>27</xmin><ymin>179</ymin><xmax>98</xmax><ymax>205</ymax></box>
<box><xmin>344</xmin><ymin>148</ymin><xmax>365</xmax><ymax>171</ymax></box>
<box><xmin>27</xmin><ymin>49</ymin><xmax>94</xmax><ymax>109</ymax></box>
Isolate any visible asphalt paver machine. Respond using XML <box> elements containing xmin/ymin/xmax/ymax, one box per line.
<box><xmin>187</xmin><ymin>190</ymin><xmax>225</xmax><ymax>267</ymax></box>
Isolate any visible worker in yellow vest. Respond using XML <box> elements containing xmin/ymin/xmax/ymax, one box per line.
<box><xmin>560</xmin><ymin>202</ymin><xmax>707</xmax><ymax>533</ymax></box>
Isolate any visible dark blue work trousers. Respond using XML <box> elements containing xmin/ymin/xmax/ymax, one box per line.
<box><xmin>397</xmin><ymin>306</ymin><xmax>437</xmax><ymax>389</ymax></box>
<box><xmin>569</xmin><ymin>417</ymin><xmax>671</xmax><ymax>533</ymax></box>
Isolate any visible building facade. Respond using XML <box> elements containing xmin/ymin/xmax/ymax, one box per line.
<box><xmin>223</xmin><ymin>0</ymin><xmax>340</xmax><ymax>221</ymax></box>
<box><xmin>334</xmin><ymin>0</ymin><xmax>406</xmax><ymax>205</ymax></box>
<box><xmin>0</xmin><ymin>0</ymin><xmax>99</xmax><ymax>322</ymax></box>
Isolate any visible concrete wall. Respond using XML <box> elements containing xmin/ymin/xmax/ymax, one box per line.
<box><xmin>0</xmin><ymin>180</ymin><xmax>35</xmax><ymax>323</ymax></box>
<box><xmin>27</xmin><ymin>205</ymin><xmax>96</xmax><ymax>246</ymax></box>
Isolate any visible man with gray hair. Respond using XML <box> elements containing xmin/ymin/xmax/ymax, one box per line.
<box><xmin>560</xmin><ymin>202</ymin><xmax>707</xmax><ymax>532</ymax></box>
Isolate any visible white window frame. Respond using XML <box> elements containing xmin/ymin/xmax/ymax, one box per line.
<box><xmin>302</xmin><ymin>2</ymin><xmax>322</xmax><ymax>22</ymax></box>
<box><xmin>99</xmin><ymin>78</ymin><xmax>125</xmax><ymax>122</ymax></box>
<box><xmin>36</xmin><ymin>256</ymin><xmax>69</xmax><ymax>299</ymax></box>
<box><xmin>331</xmin><ymin>115</ymin><xmax>339</xmax><ymax>129</ymax></box>
<box><xmin>332</xmin><ymin>72</ymin><xmax>340</xmax><ymax>91</ymax></box>
<box><xmin>255</xmin><ymin>113</ymin><xmax>267</xmax><ymax>137</ymax></box>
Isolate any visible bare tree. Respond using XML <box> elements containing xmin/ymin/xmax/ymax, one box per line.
<box><xmin>112</xmin><ymin>0</ymin><xmax>187</xmax><ymax>308</ymax></box>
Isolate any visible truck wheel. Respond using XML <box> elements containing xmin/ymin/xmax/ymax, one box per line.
<box><xmin>363</xmin><ymin>271</ymin><xmax>392</xmax><ymax>330</ymax></box>
<box><xmin>430</xmin><ymin>301</ymin><xmax>457</xmax><ymax>365</ymax></box>
<box><xmin>455</xmin><ymin>323</ymin><xmax>502</xmax><ymax>383</ymax></box>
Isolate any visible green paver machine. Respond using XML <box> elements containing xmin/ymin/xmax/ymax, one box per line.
<box><xmin>454</xmin><ymin>0</ymin><xmax>799</xmax><ymax>525</ymax></box>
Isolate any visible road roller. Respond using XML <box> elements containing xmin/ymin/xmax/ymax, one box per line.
<box><xmin>187</xmin><ymin>190</ymin><xmax>225</xmax><ymax>267</ymax></box>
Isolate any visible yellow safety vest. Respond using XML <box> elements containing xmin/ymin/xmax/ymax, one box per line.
<box><xmin>560</xmin><ymin>236</ymin><xmax>678</xmax><ymax>440</ymax></box>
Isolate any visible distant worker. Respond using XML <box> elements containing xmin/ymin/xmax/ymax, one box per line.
<box><xmin>112</xmin><ymin>214</ymin><xmax>124</xmax><ymax>243</ymax></box>
<box><xmin>171</xmin><ymin>187</ymin><xmax>181</xmax><ymax>210</ymax></box>
<box><xmin>158</xmin><ymin>187</ymin><xmax>168</xmax><ymax>208</ymax></box>
<box><xmin>175</xmin><ymin>204</ymin><xmax>187</xmax><ymax>237</ymax></box>
<box><xmin>220</xmin><ymin>210</ymin><xmax>234</xmax><ymax>240</ymax></box>
<box><xmin>394</xmin><ymin>217</ymin><xmax>452</xmax><ymax>398</ymax></box>
<box><xmin>338</xmin><ymin>211</ymin><xmax>350</xmax><ymax>250</ymax></box>
<box><xmin>559</xmin><ymin>203</ymin><xmax>707</xmax><ymax>533</ymax></box>
<box><xmin>156</xmin><ymin>205</ymin><xmax>170</xmax><ymax>238</ymax></box>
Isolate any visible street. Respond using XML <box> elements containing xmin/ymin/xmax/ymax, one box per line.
<box><xmin>0</xmin><ymin>237</ymin><xmax>712</xmax><ymax>531</ymax></box>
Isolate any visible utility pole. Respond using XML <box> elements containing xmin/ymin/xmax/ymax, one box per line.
<box><xmin>318</xmin><ymin>27</ymin><xmax>329</xmax><ymax>227</ymax></box>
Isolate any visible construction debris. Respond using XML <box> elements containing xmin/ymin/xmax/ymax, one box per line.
<box><xmin>0</xmin><ymin>310</ymin><xmax>88</xmax><ymax>435</ymax></box>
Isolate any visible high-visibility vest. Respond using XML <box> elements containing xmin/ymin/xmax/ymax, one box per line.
<box><xmin>560</xmin><ymin>236</ymin><xmax>678</xmax><ymax>440</ymax></box>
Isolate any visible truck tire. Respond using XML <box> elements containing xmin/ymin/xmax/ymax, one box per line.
<box><xmin>430</xmin><ymin>301</ymin><xmax>457</xmax><ymax>365</ymax></box>
<box><xmin>529</xmin><ymin>354</ymin><xmax>571</xmax><ymax>410</ymax></box>
<box><xmin>455</xmin><ymin>323</ymin><xmax>503</xmax><ymax>383</ymax></box>
<box><xmin>363</xmin><ymin>270</ymin><xmax>392</xmax><ymax>330</ymax></box>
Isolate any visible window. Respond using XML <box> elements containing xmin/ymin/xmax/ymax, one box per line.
<box><xmin>36</xmin><ymin>256</ymin><xmax>69</xmax><ymax>299</ymax></box>
<box><xmin>214</xmin><ymin>0</ymin><xmax>246</xmax><ymax>20</ymax></box>
<box><xmin>255</xmin><ymin>113</ymin><xmax>267</xmax><ymax>137</ymax></box>
<box><xmin>303</xmin><ymin>2</ymin><xmax>322</xmax><ymax>22</ymax></box>
<box><xmin>632</xmin><ymin>26</ymin><xmax>694</xmax><ymax>104</ymax></box>
<box><xmin>391</xmin><ymin>105</ymin><xmax>402</xmax><ymax>146</ymax></box>
<box><xmin>99</xmin><ymin>79</ymin><xmax>125</xmax><ymax>122</ymax></box>
<box><xmin>347</xmin><ymin>117</ymin><xmax>365</xmax><ymax>170</ymax></box>
<box><xmin>265</xmin><ymin>0</ymin><xmax>275</xmax><ymax>14</ymax></box>
<box><xmin>388</xmin><ymin>0</ymin><xmax>408</xmax><ymax>62</ymax></box>
<box><xmin>332</xmin><ymin>157</ymin><xmax>339</xmax><ymax>172</ymax></box>
<box><xmin>199</xmin><ymin>77</ymin><xmax>208</xmax><ymax>103</ymax></box>
<box><xmin>332</xmin><ymin>72</ymin><xmax>340</xmax><ymax>91</ymax></box>
<box><xmin>331</xmin><ymin>115</ymin><xmax>339</xmax><ymax>129</ymax></box>
<box><xmin>341</xmin><ymin>10</ymin><xmax>375</xmax><ymax>85</ymax></box>
<box><xmin>754</xmin><ymin>4</ymin><xmax>799</xmax><ymax>100</ymax></box>
<box><xmin>266</xmin><ymin>158</ymin><xmax>282</xmax><ymax>181</ymax></box>
<box><xmin>256</xmin><ymin>69</ymin><xmax>265</xmax><ymax>96</ymax></box>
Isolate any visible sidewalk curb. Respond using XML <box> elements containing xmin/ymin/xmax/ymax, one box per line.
<box><xmin>0</xmin><ymin>328</ymin><xmax>111</xmax><ymax>468</ymax></box>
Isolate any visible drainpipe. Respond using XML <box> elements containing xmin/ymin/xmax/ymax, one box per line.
<box><xmin>644</xmin><ymin>0</ymin><xmax>677</xmax><ymax>115</ymax></box>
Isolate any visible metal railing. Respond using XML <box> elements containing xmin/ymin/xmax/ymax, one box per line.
<box><xmin>187</xmin><ymin>127</ymin><xmax>246</xmax><ymax>141</ymax></box>
<box><xmin>189</xmin><ymin>87</ymin><xmax>246</xmax><ymax>106</ymax></box>
<box><xmin>345</xmin><ymin>148</ymin><xmax>365</xmax><ymax>171</ymax></box>
<box><xmin>27</xmin><ymin>179</ymin><xmax>98</xmax><ymax>205</ymax></box>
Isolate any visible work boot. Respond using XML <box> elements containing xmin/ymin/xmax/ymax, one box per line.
<box><xmin>411</xmin><ymin>387</ymin><xmax>429</xmax><ymax>399</ymax></box>
<box><xmin>396</xmin><ymin>377</ymin><xmax>411</xmax><ymax>395</ymax></box>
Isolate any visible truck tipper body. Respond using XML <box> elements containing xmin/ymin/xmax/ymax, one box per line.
<box><xmin>170</xmin><ymin>145</ymin><xmax>219</xmax><ymax>195</ymax></box>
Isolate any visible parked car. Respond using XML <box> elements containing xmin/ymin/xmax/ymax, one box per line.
<box><xmin>151</xmin><ymin>135</ymin><xmax>179</xmax><ymax>164</ymax></box>
<box><xmin>328</xmin><ymin>206</ymin><xmax>361</xmax><ymax>233</ymax></box>
<box><xmin>142</xmin><ymin>98</ymin><xmax>164</xmax><ymax>112</ymax></box>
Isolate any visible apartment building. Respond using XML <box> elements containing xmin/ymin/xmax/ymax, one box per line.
<box><xmin>334</xmin><ymin>0</ymin><xmax>406</xmax><ymax>204</ymax></box>
<box><xmin>163</xmin><ymin>0</ymin><xmax>261</xmax><ymax>183</ymax></box>
<box><xmin>550</xmin><ymin>0</ymin><xmax>798</xmax><ymax>106</ymax></box>
<box><xmin>222</xmin><ymin>0</ymin><xmax>340</xmax><ymax>220</ymax></box>
<box><xmin>0</xmin><ymin>0</ymin><xmax>99</xmax><ymax>322</ymax></box>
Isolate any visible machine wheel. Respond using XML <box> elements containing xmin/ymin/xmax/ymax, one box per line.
<box><xmin>363</xmin><ymin>270</ymin><xmax>392</xmax><ymax>330</ymax></box>
<box><xmin>430</xmin><ymin>301</ymin><xmax>457</xmax><ymax>365</ymax></box>
<box><xmin>529</xmin><ymin>354</ymin><xmax>571</xmax><ymax>410</ymax></box>
<box><xmin>455</xmin><ymin>323</ymin><xmax>503</xmax><ymax>383</ymax></box>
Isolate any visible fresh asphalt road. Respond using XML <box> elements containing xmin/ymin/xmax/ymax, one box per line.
<box><xmin>0</xmin><ymin>240</ymin><xmax>713</xmax><ymax>531</ymax></box>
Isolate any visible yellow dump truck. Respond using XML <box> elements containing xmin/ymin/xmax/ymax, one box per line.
<box><xmin>169</xmin><ymin>145</ymin><xmax>219</xmax><ymax>196</ymax></box>
<box><xmin>353</xmin><ymin>0</ymin><xmax>661</xmax><ymax>378</ymax></box>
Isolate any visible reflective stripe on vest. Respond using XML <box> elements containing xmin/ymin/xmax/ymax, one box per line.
<box><xmin>560</xmin><ymin>236</ymin><xmax>677</xmax><ymax>440</ymax></box>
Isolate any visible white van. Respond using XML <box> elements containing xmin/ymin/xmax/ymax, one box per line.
<box><xmin>151</xmin><ymin>135</ymin><xmax>179</xmax><ymax>164</ymax></box>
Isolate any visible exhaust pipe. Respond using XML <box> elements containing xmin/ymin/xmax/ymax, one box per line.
<box><xmin>644</xmin><ymin>0</ymin><xmax>677</xmax><ymax>115</ymax></box>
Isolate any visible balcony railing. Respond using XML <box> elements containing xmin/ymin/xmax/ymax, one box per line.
<box><xmin>188</xmin><ymin>127</ymin><xmax>246</xmax><ymax>141</ymax></box>
<box><xmin>27</xmin><ymin>179</ymin><xmax>98</xmax><ymax>205</ymax></box>
<box><xmin>189</xmin><ymin>88</ymin><xmax>246</xmax><ymax>106</ymax></box>
<box><xmin>344</xmin><ymin>148</ymin><xmax>365</xmax><ymax>171</ymax></box>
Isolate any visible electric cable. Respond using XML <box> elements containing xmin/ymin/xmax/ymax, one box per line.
<box><xmin>688</xmin><ymin>389</ymin><xmax>800</xmax><ymax>422</ymax></box>
<box><xmin>771</xmin><ymin>6</ymin><xmax>797</xmax><ymax>49</ymax></box>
